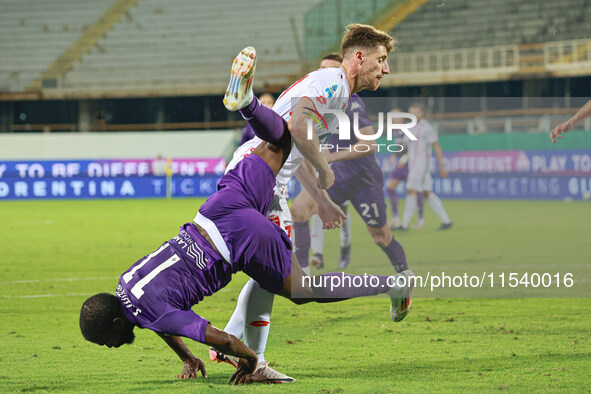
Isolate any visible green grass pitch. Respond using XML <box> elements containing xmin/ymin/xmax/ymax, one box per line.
<box><xmin>1</xmin><ymin>198</ymin><xmax>590</xmax><ymax>392</ymax></box>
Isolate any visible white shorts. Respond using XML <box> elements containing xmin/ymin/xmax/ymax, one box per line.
<box><xmin>406</xmin><ymin>165</ymin><xmax>433</xmax><ymax>192</ymax></box>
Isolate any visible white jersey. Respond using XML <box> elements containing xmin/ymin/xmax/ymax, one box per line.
<box><xmin>403</xmin><ymin>119</ymin><xmax>438</xmax><ymax>171</ymax></box>
<box><xmin>227</xmin><ymin>67</ymin><xmax>351</xmax><ymax>187</ymax></box>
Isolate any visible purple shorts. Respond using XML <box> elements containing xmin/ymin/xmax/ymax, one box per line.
<box><xmin>198</xmin><ymin>154</ymin><xmax>292</xmax><ymax>294</ymax></box>
<box><xmin>389</xmin><ymin>163</ymin><xmax>409</xmax><ymax>181</ymax></box>
<box><xmin>328</xmin><ymin>173</ymin><xmax>387</xmax><ymax>228</ymax></box>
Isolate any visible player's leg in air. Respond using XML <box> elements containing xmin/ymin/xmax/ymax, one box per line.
<box><xmin>217</xmin><ymin>46</ymin><xmax>295</xmax><ymax>382</ymax></box>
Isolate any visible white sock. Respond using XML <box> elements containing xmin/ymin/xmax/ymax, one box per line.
<box><xmin>340</xmin><ymin>208</ymin><xmax>352</xmax><ymax>247</ymax></box>
<box><xmin>427</xmin><ymin>193</ymin><xmax>451</xmax><ymax>224</ymax></box>
<box><xmin>402</xmin><ymin>194</ymin><xmax>417</xmax><ymax>229</ymax></box>
<box><xmin>242</xmin><ymin>279</ymin><xmax>275</xmax><ymax>364</ymax></box>
<box><xmin>310</xmin><ymin>214</ymin><xmax>325</xmax><ymax>255</ymax></box>
<box><xmin>302</xmin><ymin>265</ymin><xmax>311</xmax><ymax>275</ymax></box>
<box><xmin>223</xmin><ymin>278</ymin><xmax>275</xmax><ymax>364</ymax></box>
<box><xmin>223</xmin><ymin>280</ymin><xmax>249</xmax><ymax>340</ymax></box>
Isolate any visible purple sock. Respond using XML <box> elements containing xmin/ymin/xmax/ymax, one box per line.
<box><xmin>387</xmin><ymin>188</ymin><xmax>398</xmax><ymax>216</ymax></box>
<box><xmin>310</xmin><ymin>273</ymin><xmax>391</xmax><ymax>301</ymax></box>
<box><xmin>379</xmin><ymin>238</ymin><xmax>408</xmax><ymax>273</ymax></box>
<box><xmin>294</xmin><ymin>221</ymin><xmax>310</xmax><ymax>268</ymax></box>
<box><xmin>417</xmin><ymin>193</ymin><xmax>424</xmax><ymax>219</ymax></box>
<box><xmin>239</xmin><ymin>96</ymin><xmax>287</xmax><ymax>146</ymax></box>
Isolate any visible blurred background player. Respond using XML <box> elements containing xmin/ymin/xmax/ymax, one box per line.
<box><xmin>386</xmin><ymin>109</ymin><xmax>425</xmax><ymax>230</ymax></box>
<box><xmin>239</xmin><ymin>92</ymin><xmax>275</xmax><ymax>145</ymax></box>
<box><xmin>550</xmin><ymin>99</ymin><xmax>591</xmax><ymax>143</ymax></box>
<box><xmin>292</xmin><ymin>53</ymin><xmax>408</xmax><ymax>272</ymax></box>
<box><xmin>399</xmin><ymin>103</ymin><xmax>452</xmax><ymax>231</ymax></box>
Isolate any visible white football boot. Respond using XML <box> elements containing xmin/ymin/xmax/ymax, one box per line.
<box><xmin>250</xmin><ymin>361</ymin><xmax>296</xmax><ymax>384</ymax></box>
<box><xmin>223</xmin><ymin>46</ymin><xmax>257</xmax><ymax>111</ymax></box>
<box><xmin>388</xmin><ymin>269</ymin><xmax>415</xmax><ymax>322</ymax></box>
<box><xmin>210</xmin><ymin>348</ymin><xmax>295</xmax><ymax>384</ymax></box>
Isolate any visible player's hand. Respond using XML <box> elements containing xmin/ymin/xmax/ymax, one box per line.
<box><xmin>439</xmin><ymin>168</ymin><xmax>448</xmax><ymax>178</ymax></box>
<box><xmin>228</xmin><ymin>356</ymin><xmax>257</xmax><ymax>385</ymax></box>
<box><xmin>317</xmin><ymin>168</ymin><xmax>335</xmax><ymax>190</ymax></box>
<box><xmin>317</xmin><ymin>199</ymin><xmax>347</xmax><ymax>230</ymax></box>
<box><xmin>176</xmin><ymin>357</ymin><xmax>207</xmax><ymax>379</ymax></box>
<box><xmin>550</xmin><ymin>120</ymin><xmax>572</xmax><ymax>144</ymax></box>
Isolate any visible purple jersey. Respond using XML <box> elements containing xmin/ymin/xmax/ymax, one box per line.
<box><xmin>116</xmin><ymin>223</ymin><xmax>233</xmax><ymax>344</ymax></box>
<box><xmin>116</xmin><ymin>155</ymin><xmax>293</xmax><ymax>344</ymax></box>
<box><xmin>329</xmin><ymin>94</ymin><xmax>382</xmax><ymax>184</ymax></box>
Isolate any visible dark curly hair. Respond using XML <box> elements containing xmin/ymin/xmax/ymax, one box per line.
<box><xmin>79</xmin><ymin>293</ymin><xmax>121</xmax><ymax>343</ymax></box>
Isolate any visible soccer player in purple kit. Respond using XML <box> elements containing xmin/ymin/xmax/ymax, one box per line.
<box><xmin>239</xmin><ymin>92</ymin><xmax>275</xmax><ymax>145</ymax></box>
<box><xmin>79</xmin><ymin>45</ymin><xmax>414</xmax><ymax>385</ymax></box>
<box><xmin>291</xmin><ymin>54</ymin><xmax>408</xmax><ymax>273</ymax></box>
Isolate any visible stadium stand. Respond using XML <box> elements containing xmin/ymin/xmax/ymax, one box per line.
<box><xmin>60</xmin><ymin>0</ymin><xmax>321</xmax><ymax>95</ymax></box>
<box><xmin>392</xmin><ymin>0</ymin><xmax>591</xmax><ymax>52</ymax></box>
<box><xmin>0</xmin><ymin>0</ymin><xmax>118</xmax><ymax>92</ymax></box>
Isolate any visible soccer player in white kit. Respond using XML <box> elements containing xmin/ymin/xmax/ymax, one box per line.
<box><xmin>211</xmin><ymin>24</ymin><xmax>396</xmax><ymax>382</ymax></box>
<box><xmin>400</xmin><ymin>103</ymin><xmax>453</xmax><ymax>230</ymax></box>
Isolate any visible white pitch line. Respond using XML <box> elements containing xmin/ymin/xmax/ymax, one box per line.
<box><xmin>0</xmin><ymin>276</ymin><xmax>118</xmax><ymax>285</ymax></box>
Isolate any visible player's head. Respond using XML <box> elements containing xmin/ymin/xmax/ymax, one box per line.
<box><xmin>341</xmin><ymin>23</ymin><xmax>396</xmax><ymax>91</ymax></box>
<box><xmin>408</xmin><ymin>102</ymin><xmax>425</xmax><ymax>121</ymax></box>
<box><xmin>259</xmin><ymin>92</ymin><xmax>275</xmax><ymax>109</ymax></box>
<box><xmin>80</xmin><ymin>293</ymin><xmax>135</xmax><ymax>348</ymax></box>
<box><xmin>320</xmin><ymin>53</ymin><xmax>343</xmax><ymax>69</ymax></box>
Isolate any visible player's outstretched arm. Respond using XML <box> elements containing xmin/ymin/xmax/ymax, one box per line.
<box><xmin>157</xmin><ymin>333</ymin><xmax>207</xmax><ymax>379</ymax></box>
<box><xmin>291</xmin><ymin>97</ymin><xmax>335</xmax><ymax>189</ymax></box>
<box><xmin>203</xmin><ymin>324</ymin><xmax>258</xmax><ymax>385</ymax></box>
<box><xmin>550</xmin><ymin>99</ymin><xmax>591</xmax><ymax>143</ymax></box>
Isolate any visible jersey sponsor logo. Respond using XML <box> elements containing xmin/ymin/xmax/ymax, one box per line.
<box><xmin>325</xmin><ymin>84</ymin><xmax>339</xmax><ymax>98</ymax></box>
<box><xmin>172</xmin><ymin>230</ymin><xmax>207</xmax><ymax>270</ymax></box>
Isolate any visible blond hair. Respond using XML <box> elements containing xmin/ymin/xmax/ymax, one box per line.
<box><xmin>340</xmin><ymin>24</ymin><xmax>396</xmax><ymax>56</ymax></box>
